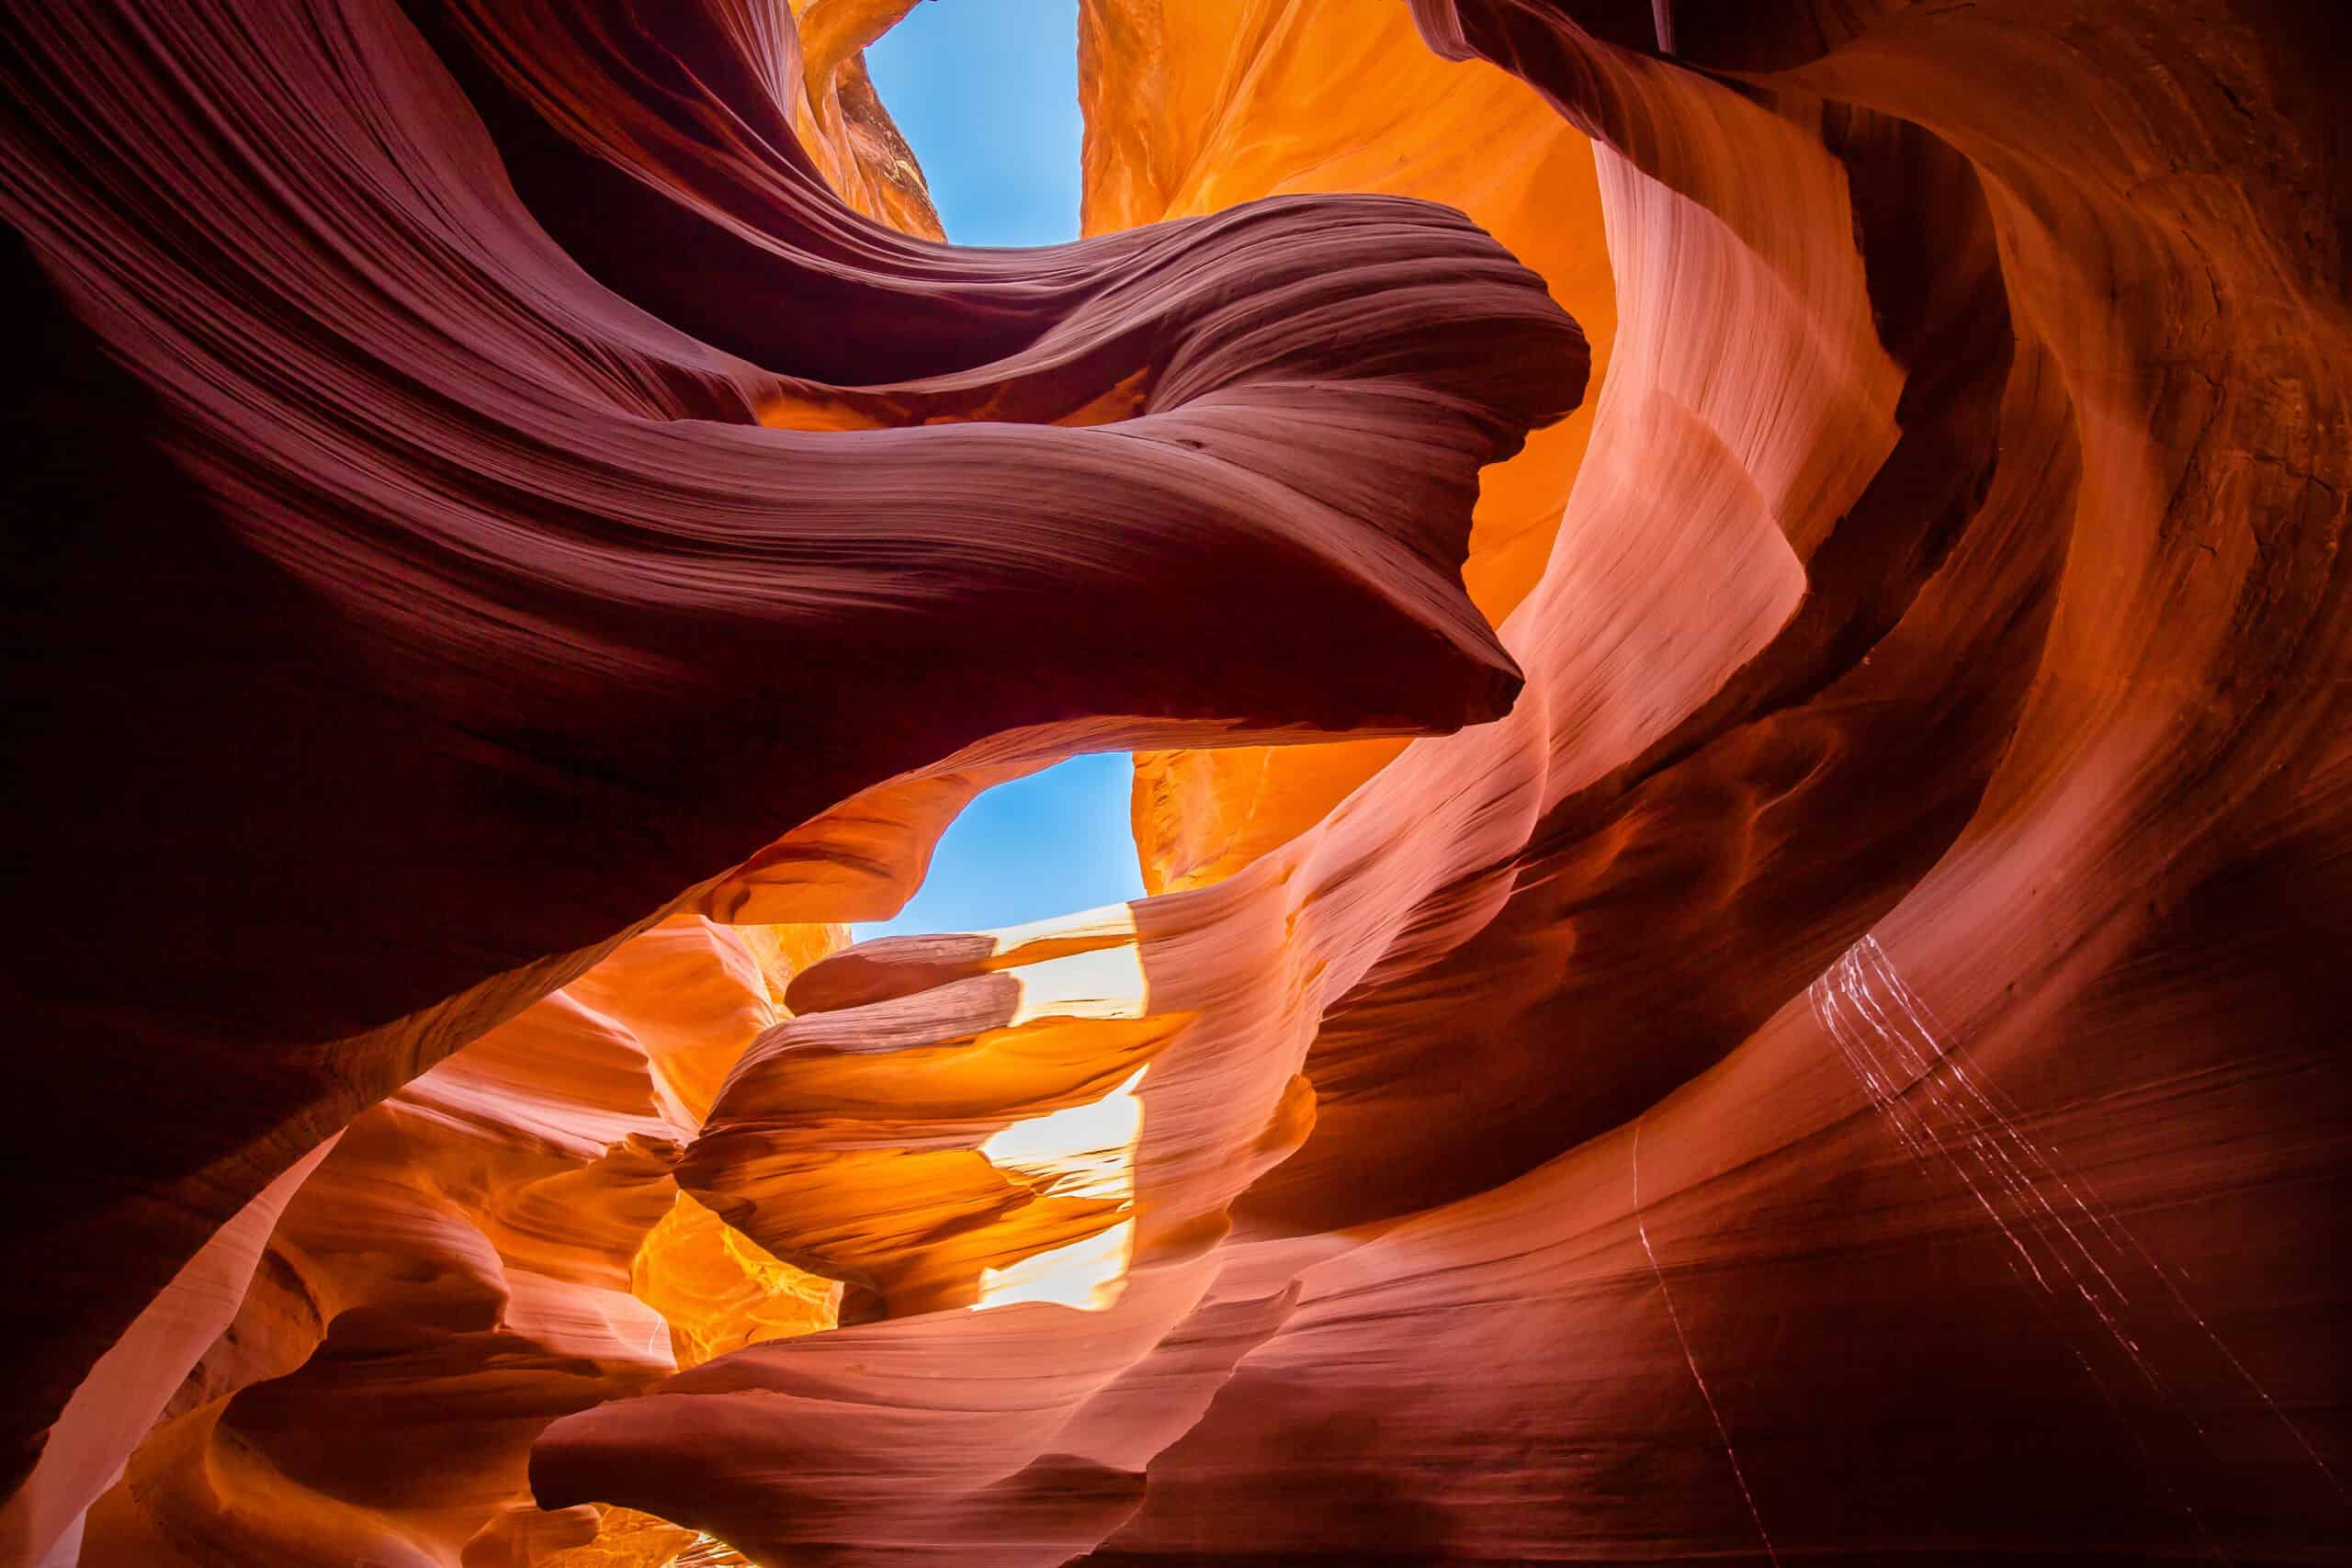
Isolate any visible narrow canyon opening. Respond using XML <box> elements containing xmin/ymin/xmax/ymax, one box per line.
<box><xmin>851</xmin><ymin>755</ymin><xmax>1144</xmax><ymax>941</ymax></box>
<box><xmin>866</xmin><ymin>0</ymin><xmax>1084</xmax><ymax>248</ymax></box>
<box><xmin>8</xmin><ymin>2</ymin><xmax>2346</xmax><ymax>1567</ymax></box>
<box><xmin>621</xmin><ymin>7</ymin><xmax>1149</xmax><ymax>1553</ymax></box>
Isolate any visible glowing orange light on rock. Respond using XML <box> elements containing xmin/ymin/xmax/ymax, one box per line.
<box><xmin>972</xmin><ymin>1065</ymin><xmax>1148</xmax><ymax>1312</ymax></box>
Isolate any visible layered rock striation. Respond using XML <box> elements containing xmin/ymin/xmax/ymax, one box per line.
<box><xmin>5</xmin><ymin>1</ymin><xmax>2346</xmax><ymax>1565</ymax></box>
<box><xmin>0</xmin><ymin>0</ymin><xmax>1577</xmax><ymax>1532</ymax></box>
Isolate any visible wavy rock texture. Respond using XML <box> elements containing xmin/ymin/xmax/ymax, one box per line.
<box><xmin>1086</xmin><ymin>0</ymin><xmax>1621</xmax><ymax>894</ymax></box>
<box><xmin>536</xmin><ymin>2</ymin><xmax>2351</xmax><ymax>1564</ymax></box>
<box><xmin>0</xmin><ymin>0</ymin><xmax>1578</xmax><ymax>1517</ymax></box>
<box><xmin>7</xmin><ymin>0</ymin><xmax>2348</xmax><ymax>1565</ymax></box>
<box><xmin>64</xmin><ymin>914</ymin><xmax>839</xmax><ymax>1568</ymax></box>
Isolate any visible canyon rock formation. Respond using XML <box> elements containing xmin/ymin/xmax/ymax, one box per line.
<box><xmin>4</xmin><ymin>1</ymin><xmax>2346</xmax><ymax>1565</ymax></box>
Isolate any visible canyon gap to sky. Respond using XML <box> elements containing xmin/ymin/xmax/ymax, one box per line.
<box><xmin>856</xmin><ymin>1</ymin><xmax>1145</xmax><ymax>939</ymax></box>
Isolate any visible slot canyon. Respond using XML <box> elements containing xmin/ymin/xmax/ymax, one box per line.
<box><xmin>2</xmin><ymin>0</ymin><xmax>2347</xmax><ymax>1562</ymax></box>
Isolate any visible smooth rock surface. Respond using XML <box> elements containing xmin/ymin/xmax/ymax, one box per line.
<box><xmin>0</xmin><ymin>0</ymin><xmax>1580</xmax><ymax>1500</ymax></box>
<box><xmin>7</xmin><ymin>1</ymin><xmax>2346</xmax><ymax>1565</ymax></box>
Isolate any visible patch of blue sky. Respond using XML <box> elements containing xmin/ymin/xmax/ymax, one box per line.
<box><xmin>853</xmin><ymin>7</ymin><xmax>1140</xmax><ymax>940</ymax></box>
<box><xmin>865</xmin><ymin>0</ymin><xmax>1084</xmax><ymax>249</ymax></box>
<box><xmin>850</xmin><ymin>754</ymin><xmax>1145</xmax><ymax>939</ymax></box>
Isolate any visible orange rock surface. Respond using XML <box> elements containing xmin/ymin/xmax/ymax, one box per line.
<box><xmin>1091</xmin><ymin>1</ymin><xmax>1622</xmax><ymax>893</ymax></box>
<box><xmin>73</xmin><ymin>914</ymin><xmax>840</xmax><ymax>1566</ymax></box>
<box><xmin>785</xmin><ymin>1</ymin><xmax>944</xmax><ymax>241</ymax></box>
<box><xmin>5</xmin><ymin>1</ymin><xmax>2347</xmax><ymax>1565</ymax></box>
<box><xmin>1</xmin><ymin>0</ymin><xmax>1577</xmax><ymax>1519</ymax></box>
<box><xmin>539</xmin><ymin>4</ymin><xmax>2351</xmax><ymax>1562</ymax></box>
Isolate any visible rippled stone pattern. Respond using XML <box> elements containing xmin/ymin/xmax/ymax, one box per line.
<box><xmin>5</xmin><ymin>1</ymin><xmax>2346</xmax><ymax>1565</ymax></box>
<box><xmin>0</xmin><ymin>1</ymin><xmax>1577</xmax><ymax>1546</ymax></box>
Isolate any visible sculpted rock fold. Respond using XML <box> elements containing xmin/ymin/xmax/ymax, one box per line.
<box><xmin>532</xmin><ymin>2</ymin><xmax>2349</xmax><ymax>1564</ymax></box>
<box><xmin>75</xmin><ymin>914</ymin><xmax>837</xmax><ymax>1567</ymax></box>
<box><xmin>9</xmin><ymin>1</ymin><xmax>2346</xmax><ymax>1564</ymax></box>
<box><xmin>0</xmin><ymin>0</ymin><xmax>1581</xmax><ymax>1482</ymax></box>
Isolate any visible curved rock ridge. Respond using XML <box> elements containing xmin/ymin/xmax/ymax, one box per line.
<box><xmin>67</xmin><ymin>913</ymin><xmax>838</xmax><ymax>1568</ymax></box>
<box><xmin>528</xmin><ymin>2</ymin><xmax>2349</xmax><ymax>1565</ymax></box>
<box><xmin>0</xmin><ymin>0</ymin><xmax>1585</xmax><ymax>1488</ymax></box>
<box><xmin>778</xmin><ymin>1</ymin><xmax>947</xmax><ymax>242</ymax></box>
<box><xmin>10</xmin><ymin>0</ymin><xmax>2348</xmax><ymax>1564</ymax></box>
<box><xmin>1088</xmin><ymin>0</ymin><xmax>1623</xmax><ymax>894</ymax></box>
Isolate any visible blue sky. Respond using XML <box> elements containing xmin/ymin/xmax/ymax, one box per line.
<box><xmin>865</xmin><ymin>0</ymin><xmax>1084</xmax><ymax>248</ymax></box>
<box><xmin>854</xmin><ymin>3</ymin><xmax>1141</xmax><ymax>941</ymax></box>
<box><xmin>853</xmin><ymin>753</ymin><xmax>1146</xmax><ymax>939</ymax></box>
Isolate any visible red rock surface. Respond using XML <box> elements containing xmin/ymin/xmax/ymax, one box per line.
<box><xmin>0</xmin><ymin>0</ymin><xmax>1577</xmax><ymax>1520</ymax></box>
<box><xmin>6</xmin><ymin>1</ymin><xmax>2347</xmax><ymax>1565</ymax></box>
<box><xmin>71</xmin><ymin>915</ymin><xmax>840</xmax><ymax>1566</ymax></box>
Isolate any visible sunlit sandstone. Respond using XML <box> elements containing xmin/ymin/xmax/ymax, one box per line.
<box><xmin>3</xmin><ymin>1</ymin><xmax>2346</xmax><ymax>1565</ymax></box>
<box><xmin>974</xmin><ymin>1066</ymin><xmax>1148</xmax><ymax>1312</ymax></box>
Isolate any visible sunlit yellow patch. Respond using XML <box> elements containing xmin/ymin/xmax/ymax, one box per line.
<box><xmin>972</xmin><ymin>1066</ymin><xmax>1147</xmax><ymax>1312</ymax></box>
<box><xmin>629</xmin><ymin>1191</ymin><xmax>842</xmax><ymax>1368</ymax></box>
